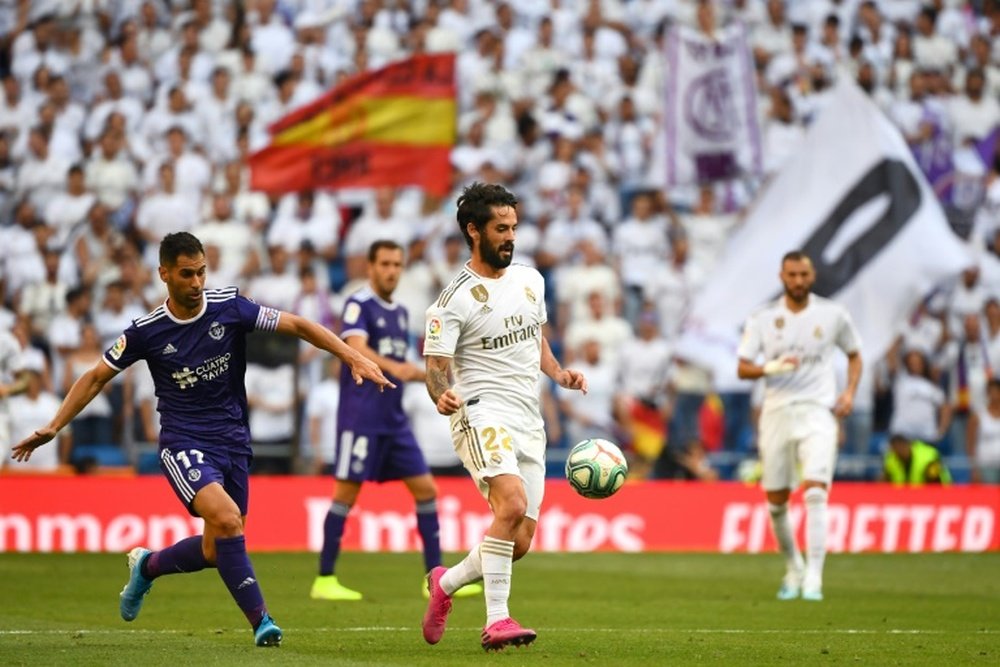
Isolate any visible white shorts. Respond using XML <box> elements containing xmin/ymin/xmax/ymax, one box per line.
<box><xmin>449</xmin><ymin>399</ymin><xmax>546</xmax><ymax>521</ymax></box>
<box><xmin>758</xmin><ymin>403</ymin><xmax>838</xmax><ymax>491</ymax></box>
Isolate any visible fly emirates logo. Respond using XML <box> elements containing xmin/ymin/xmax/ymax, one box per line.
<box><xmin>171</xmin><ymin>353</ymin><xmax>233</xmax><ymax>389</ymax></box>
<box><xmin>480</xmin><ymin>315</ymin><xmax>539</xmax><ymax>352</ymax></box>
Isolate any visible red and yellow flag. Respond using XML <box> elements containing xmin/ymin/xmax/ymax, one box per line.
<box><xmin>249</xmin><ymin>54</ymin><xmax>456</xmax><ymax>196</ymax></box>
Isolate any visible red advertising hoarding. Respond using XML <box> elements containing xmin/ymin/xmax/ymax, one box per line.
<box><xmin>1</xmin><ymin>477</ymin><xmax>997</xmax><ymax>553</ymax></box>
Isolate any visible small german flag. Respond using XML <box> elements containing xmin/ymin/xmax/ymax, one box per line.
<box><xmin>249</xmin><ymin>54</ymin><xmax>456</xmax><ymax>196</ymax></box>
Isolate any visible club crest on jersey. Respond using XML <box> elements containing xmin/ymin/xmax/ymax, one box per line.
<box><xmin>470</xmin><ymin>284</ymin><xmax>489</xmax><ymax>303</ymax></box>
<box><xmin>525</xmin><ymin>286</ymin><xmax>536</xmax><ymax>303</ymax></box>
<box><xmin>208</xmin><ymin>321</ymin><xmax>225</xmax><ymax>341</ymax></box>
<box><xmin>109</xmin><ymin>334</ymin><xmax>127</xmax><ymax>360</ymax></box>
<box><xmin>490</xmin><ymin>452</ymin><xmax>503</xmax><ymax>466</ymax></box>
<box><xmin>187</xmin><ymin>468</ymin><xmax>202</xmax><ymax>482</ymax></box>
<box><xmin>426</xmin><ymin>317</ymin><xmax>442</xmax><ymax>341</ymax></box>
<box><xmin>775</xmin><ymin>317</ymin><xmax>784</xmax><ymax>330</ymax></box>
<box><xmin>814</xmin><ymin>325</ymin><xmax>823</xmax><ymax>339</ymax></box>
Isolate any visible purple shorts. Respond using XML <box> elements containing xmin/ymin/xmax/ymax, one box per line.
<box><xmin>332</xmin><ymin>427</ymin><xmax>429</xmax><ymax>482</ymax></box>
<box><xmin>159</xmin><ymin>444</ymin><xmax>251</xmax><ymax>517</ymax></box>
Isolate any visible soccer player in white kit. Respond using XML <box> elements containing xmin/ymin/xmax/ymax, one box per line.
<box><xmin>737</xmin><ymin>252</ymin><xmax>862</xmax><ymax>601</ymax></box>
<box><xmin>421</xmin><ymin>182</ymin><xmax>588</xmax><ymax>650</ymax></box>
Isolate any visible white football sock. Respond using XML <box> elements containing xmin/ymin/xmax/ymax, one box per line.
<box><xmin>480</xmin><ymin>536</ymin><xmax>514</xmax><ymax>626</ymax></box>
<box><xmin>803</xmin><ymin>487</ymin><xmax>828</xmax><ymax>585</ymax></box>
<box><xmin>440</xmin><ymin>545</ymin><xmax>483</xmax><ymax>595</ymax></box>
<box><xmin>768</xmin><ymin>502</ymin><xmax>804</xmax><ymax>574</ymax></box>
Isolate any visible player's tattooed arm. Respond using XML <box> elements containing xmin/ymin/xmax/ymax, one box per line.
<box><xmin>426</xmin><ymin>355</ymin><xmax>462</xmax><ymax>416</ymax></box>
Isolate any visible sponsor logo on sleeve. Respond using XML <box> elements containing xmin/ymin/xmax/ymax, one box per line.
<box><xmin>426</xmin><ymin>317</ymin><xmax>442</xmax><ymax>341</ymax></box>
<box><xmin>343</xmin><ymin>302</ymin><xmax>361</xmax><ymax>325</ymax></box>
<box><xmin>109</xmin><ymin>335</ymin><xmax>127</xmax><ymax>360</ymax></box>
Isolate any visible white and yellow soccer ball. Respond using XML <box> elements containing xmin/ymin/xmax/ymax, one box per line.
<box><xmin>565</xmin><ymin>438</ymin><xmax>628</xmax><ymax>499</ymax></box>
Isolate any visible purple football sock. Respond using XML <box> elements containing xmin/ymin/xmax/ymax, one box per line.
<box><xmin>215</xmin><ymin>535</ymin><xmax>267</xmax><ymax>629</ymax></box>
<box><xmin>318</xmin><ymin>502</ymin><xmax>351</xmax><ymax>576</ymax></box>
<box><xmin>143</xmin><ymin>536</ymin><xmax>211</xmax><ymax>579</ymax></box>
<box><xmin>415</xmin><ymin>498</ymin><xmax>442</xmax><ymax>573</ymax></box>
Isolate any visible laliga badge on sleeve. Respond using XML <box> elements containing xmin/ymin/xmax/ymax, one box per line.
<box><xmin>109</xmin><ymin>334</ymin><xmax>127</xmax><ymax>360</ymax></box>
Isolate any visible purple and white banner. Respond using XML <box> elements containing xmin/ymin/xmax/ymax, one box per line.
<box><xmin>663</xmin><ymin>23</ymin><xmax>762</xmax><ymax>185</ymax></box>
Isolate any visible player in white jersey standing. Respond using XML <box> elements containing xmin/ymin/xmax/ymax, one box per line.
<box><xmin>421</xmin><ymin>182</ymin><xmax>588</xmax><ymax>650</ymax></box>
<box><xmin>737</xmin><ymin>251</ymin><xmax>862</xmax><ymax>601</ymax></box>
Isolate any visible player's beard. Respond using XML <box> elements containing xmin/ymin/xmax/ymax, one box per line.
<box><xmin>784</xmin><ymin>284</ymin><xmax>809</xmax><ymax>304</ymax></box>
<box><xmin>481</xmin><ymin>238</ymin><xmax>514</xmax><ymax>270</ymax></box>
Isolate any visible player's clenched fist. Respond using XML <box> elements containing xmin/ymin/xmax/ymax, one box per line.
<box><xmin>436</xmin><ymin>389</ymin><xmax>463</xmax><ymax>416</ymax></box>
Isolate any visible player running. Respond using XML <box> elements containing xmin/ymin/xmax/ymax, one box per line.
<box><xmin>11</xmin><ymin>232</ymin><xmax>392</xmax><ymax>646</ymax></box>
<box><xmin>421</xmin><ymin>182</ymin><xmax>588</xmax><ymax>650</ymax></box>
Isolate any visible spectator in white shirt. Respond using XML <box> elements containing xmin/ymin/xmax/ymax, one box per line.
<box><xmin>306</xmin><ymin>356</ymin><xmax>341</xmax><ymax>474</ymax></box>
<box><xmin>142</xmin><ymin>126</ymin><xmax>212</xmax><ymax>210</ymax></box>
<box><xmin>135</xmin><ymin>162</ymin><xmax>199</xmax><ymax>270</ymax></box>
<box><xmin>558</xmin><ymin>337</ymin><xmax>623</xmax><ymax>446</ymax></box>
<box><xmin>5</xmin><ymin>354</ymin><xmax>65</xmax><ymax>471</ymax></box>
<box><xmin>250</xmin><ymin>0</ymin><xmax>297</xmax><ymax>74</ymax></box>
<box><xmin>192</xmin><ymin>193</ymin><xmax>262</xmax><ymax>286</ymax></box>
<box><xmin>913</xmin><ymin>5</ymin><xmax>958</xmax><ymax>72</ymax></box>
<box><xmin>948</xmin><ymin>68</ymin><xmax>1000</xmax><ymax>145</ymax></box>
<box><xmin>1</xmin><ymin>200</ymin><xmax>46</xmax><ymax>302</ymax></box>
<box><xmin>268</xmin><ymin>189</ymin><xmax>340</xmax><ymax>263</ymax></box>
<box><xmin>564</xmin><ymin>290</ymin><xmax>632</xmax><ymax>366</ymax></box>
<box><xmin>84</xmin><ymin>127</ymin><xmax>139</xmax><ymax>225</ymax></box>
<box><xmin>84</xmin><ymin>69</ymin><xmax>145</xmax><ymax>145</ymax></box>
<box><xmin>889</xmin><ymin>348</ymin><xmax>951</xmax><ymax>444</ymax></box>
<box><xmin>16</xmin><ymin>125</ymin><xmax>70</xmax><ymax>211</ymax></box>
<box><xmin>18</xmin><ymin>247</ymin><xmax>67</xmax><ymax>344</ymax></box>
<box><xmin>247</xmin><ymin>244</ymin><xmax>302</xmax><ymax>313</ymax></box>
<box><xmin>343</xmin><ymin>187</ymin><xmax>415</xmax><ymax>279</ymax></box>
<box><xmin>43</xmin><ymin>164</ymin><xmax>95</xmax><ymax>248</ymax></box>
<box><xmin>613</xmin><ymin>191</ymin><xmax>669</xmax><ymax>324</ymax></box>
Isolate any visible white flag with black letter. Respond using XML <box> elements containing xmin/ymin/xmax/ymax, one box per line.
<box><xmin>685</xmin><ymin>80</ymin><xmax>971</xmax><ymax>364</ymax></box>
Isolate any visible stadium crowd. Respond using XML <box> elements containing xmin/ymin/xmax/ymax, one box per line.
<box><xmin>0</xmin><ymin>0</ymin><xmax>999</xmax><ymax>483</ymax></box>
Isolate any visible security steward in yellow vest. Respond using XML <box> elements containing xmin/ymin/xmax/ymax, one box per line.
<box><xmin>883</xmin><ymin>434</ymin><xmax>952</xmax><ymax>485</ymax></box>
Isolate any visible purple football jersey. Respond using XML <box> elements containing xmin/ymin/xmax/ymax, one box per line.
<box><xmin>103</xmin><ymin>287</ymin><xmax>280</xmax><ymax>452</ymax></box>
<box><xmin>337</xmin><ymin>287</ymin><xmax>409</xmax><ymax>432</ymax></box>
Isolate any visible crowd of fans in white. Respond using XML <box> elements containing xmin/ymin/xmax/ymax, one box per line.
<box><xmin>0</xmin><ymin>0</ymin><xmax>998</xmax><ymax>482</ymax></box>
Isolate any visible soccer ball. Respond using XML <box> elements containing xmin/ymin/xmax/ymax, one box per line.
<box><xmin>565</xmin><ymin>438</ymin><xmax>628</xmax><ymax>499</ymax></box>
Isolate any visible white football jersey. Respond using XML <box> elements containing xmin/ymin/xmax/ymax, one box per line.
<box><xmin>738</xmin><ymin>294</ymin><xmax>861</xmax><ymax>410</ymax></box>
<box><xmin>424</xmin><ymin>263</ymin><xmax>547</xmax><ymax>429</ymax></box>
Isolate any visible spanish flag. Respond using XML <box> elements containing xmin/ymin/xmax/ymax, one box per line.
<box><xmin>249</xmin><ymin>54</ymin><xmax>457</xmax><ymax>196</ymax></box>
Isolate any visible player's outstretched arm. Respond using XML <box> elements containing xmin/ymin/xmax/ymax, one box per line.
<box><xmin>11</xmin><ymin>359</ymin><xmax>117</xmax><ymax>462</ymax></box>
<box><xmin>344</xmin><ymin>336</ymin><xmax>425</xmax><ymax>382</ymax></box>
<box><xmin>426</xmin><ymin>355</ymin><xmax>462</xmax><ymax>415</ymax></box>
<box><xmin>540</xmin><ymin>336</ymin><xmax>588</xmax><ymax>394</ymax></box>
<box><xmin>276</xmin><ymin>311</ymin><xmax>395</xmax><ymax>390</ymax></box>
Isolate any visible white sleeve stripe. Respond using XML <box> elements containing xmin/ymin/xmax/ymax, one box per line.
<box><xmin>341</xmin><ymin>328</ymin><xmax>369</xmax><ymax>339</ymax></box>
<box><xmin>255</xmin><ymin>307</ymin><xmax>280</xmax><ymax>331</ymax></box>
<box><xmin>101</xmin><ymin>356</ymin><xmax>123</xmax><ymax>373</ymax></box>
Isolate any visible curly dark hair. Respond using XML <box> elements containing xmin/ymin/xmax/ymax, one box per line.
<box><xmin>455</xmin><ymin>182</ymin><xmax>518</xmax><ymax>249</ymax></box>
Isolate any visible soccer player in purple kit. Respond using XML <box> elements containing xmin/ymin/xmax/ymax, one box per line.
<box><xmin>11</xmin><ymin>232</ymin><xmax>392</xmax><ymax>647</ymax></box>
<box><xmin>311</xmin><ymin>240</ymin><xmax>481</xmax><ymax>601</ymax></box>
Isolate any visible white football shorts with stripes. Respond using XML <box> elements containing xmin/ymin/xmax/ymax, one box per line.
<box><xmin>758</xmin><ymin>402</ymin><xmax>838</xmax><ymax>491</ymax></box>
<box><xmin>448</xmin><ymin>398</ymin><xmax>546</xmax><ymax>521</ymax></box>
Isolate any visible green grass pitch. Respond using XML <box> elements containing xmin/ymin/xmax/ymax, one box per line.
<box><xmin>1</xmin><ymin>552</ymin><xmax>997</xmax><ymax>666</ymax></box>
